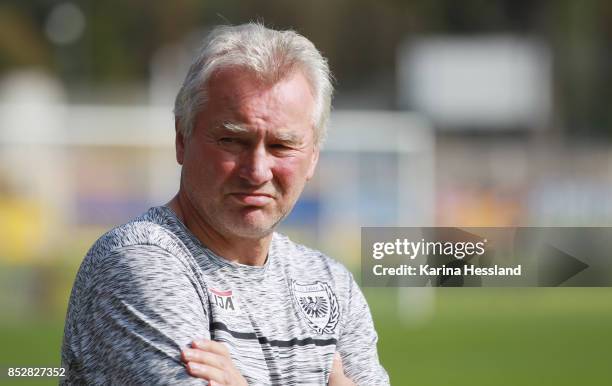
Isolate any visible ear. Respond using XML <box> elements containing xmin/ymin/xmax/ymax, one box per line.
<box><xmin>305</xmin><ymin>144</ymin><xmax>320</xmax><ymax>181</ymax></box>
<box><xmin>175</xmin><ymin>120</ymin><xmax>185</xmax><ymax>165</ymax></box>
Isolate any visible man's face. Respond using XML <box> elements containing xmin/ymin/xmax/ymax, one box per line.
<box><xmin>176</xmin><ymin>68</ymin><xmax>319</xmax><ymax>239</ymax></box>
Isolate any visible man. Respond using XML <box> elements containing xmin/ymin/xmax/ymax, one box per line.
<box><xmin>61</xmin><ymin>23</ymin><xmax>389</xmax><ymax>385</ymax></box>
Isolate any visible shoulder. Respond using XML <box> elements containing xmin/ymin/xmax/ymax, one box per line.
<box><xmin>66</xmin><ymin>213</ymin><xmax>207</xmax><ymax>321</ymax></box>
<box><xmin>83</xmin><ymin>207</ymin><xmax>192</xmax><ymax>267</ymax></box>
<box><xmin>74</xmin><ymin>209</ymin><xmax>199</xmax><ymax>291</ymax></box>
<box><xmin>91</xmin><ymin>220</ymin><xmax>187</xmax><ymax>261</ymax></box>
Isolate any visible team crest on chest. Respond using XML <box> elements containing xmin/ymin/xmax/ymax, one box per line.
<box><xmin>291</xmin><ymin>280</ymin><xmax>339</xmax><ymax>334</ymax></box>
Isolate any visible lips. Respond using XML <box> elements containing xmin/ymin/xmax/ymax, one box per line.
<box><xmin>229</xmin><ymin>192</ymin><xmax>274</xmax><ymax>206</ymax></box>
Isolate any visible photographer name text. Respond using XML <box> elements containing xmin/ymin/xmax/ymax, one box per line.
<box><xmin>372</xmin><ymin>264</ymin><xmax>522</xmax><ymax>276</ymax></box>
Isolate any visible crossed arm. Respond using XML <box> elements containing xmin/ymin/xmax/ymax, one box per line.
<box><xmin>180</xmin><ymin>339</ymin><xmax>355</xmax><ymax>385</ymax></box>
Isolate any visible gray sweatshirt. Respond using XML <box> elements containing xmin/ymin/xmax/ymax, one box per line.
<box><xmin>61</xmin><ymin>206</ymin><xmax>390</xmax><ymax>385</ymax></box>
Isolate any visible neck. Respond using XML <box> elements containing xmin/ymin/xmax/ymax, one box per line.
<box><xmin>166</xmin><ymin>192</ymin><xmax>271</xmax><ymax>266</ymax></box>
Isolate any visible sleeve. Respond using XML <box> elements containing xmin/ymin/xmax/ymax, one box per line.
<box><xmin>63</xmin><ymin>244</ymin><xmax>211</xmax><ymax>385</ymax></box>
<box><xmin>336</xmin><ymin>273</ymin><xmax>390</xmax><ymax>386</ymax></box>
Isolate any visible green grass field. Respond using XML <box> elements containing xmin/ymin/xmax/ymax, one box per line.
<box><xmin>372</xmin><ymin>288</ymin><xmax>612</xmax><ymax>386</ymax></box>
<box><xmin>1</xmin><ymin>288</ymin><xmax>611</xmax><ymax>385</ymax></box>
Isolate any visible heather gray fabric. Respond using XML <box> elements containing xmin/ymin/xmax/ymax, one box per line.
<box><xmin>61</xmin><ymin>206</ymin><xmax>389</xmax><ymax>385</ymax></box>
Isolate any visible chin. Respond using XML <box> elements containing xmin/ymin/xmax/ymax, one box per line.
<box><xmin>227</xmin><ymin>222</ymin><xmax>276</xmax><ymax>239</ymax></box>
<box><xmin>223</xmin><ymin>213</ymin><xmax>280</xmax><ymax>239</ymax></box>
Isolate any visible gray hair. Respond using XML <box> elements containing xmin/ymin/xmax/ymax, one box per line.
<box><xmin>173</xmin><ymin>22</ymin><xmax>334</xmax><ymax>145</ymax></box>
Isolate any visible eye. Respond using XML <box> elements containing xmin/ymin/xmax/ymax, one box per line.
<box><xmin>269</xmin><ymin>143</ymin><xmax>290</xmax><ymax>150</ymax></box>
<box><xmin>268</xmin><ymin>143</ymin><xmax>296</xmax><ymax>155</ymax></box>
<box><xmin>216</xmin><ymin>137</ymin><xmax>245</xmax><ymax>151</ymax></box>
<box><xmin>217</xmin><ymin>137</ymin><xmax>245</xmax><ymax>148</ymax></box>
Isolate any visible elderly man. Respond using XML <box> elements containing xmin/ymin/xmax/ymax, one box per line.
<box><xmin>61</xmin><ymin>23</ymin><xmax>389</xmax><ymax>385</ymax></box>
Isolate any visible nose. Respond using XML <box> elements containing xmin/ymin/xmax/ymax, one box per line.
<box><xmin>238</xmin><ymin>143</ymin><xmax>273</xmax><ymax>186</ymax></box>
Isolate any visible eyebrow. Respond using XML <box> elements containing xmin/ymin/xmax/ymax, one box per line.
<box><xmin>219</xmin><ymin>122</ymin><xmax>249</xmax><ymax>134</ymax></box>
<box><xmin>272</xmin><ymin>131</ymin><xmax>303</xmax><ymax>145</ymax></box>
<box><xmin>218</xmin><ymin>122</ymin><xmax>305</xmax><ymax>145</ymax></box>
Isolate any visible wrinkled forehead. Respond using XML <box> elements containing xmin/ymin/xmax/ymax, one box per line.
<box><xmin>204</xmin><ymin>67</ymin><xmax>316</xmax><ymax>131</ymax></box>
<box><xmin>207</xmin><ymin>66</ymin><xmax>314</xmax><ymax>102</ymax></box>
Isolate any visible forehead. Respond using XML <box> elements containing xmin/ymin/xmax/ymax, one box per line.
<box><xmin>203</xmin><ymin>68</ymin><xmax>316</xmax><ymax>132</ymax></box>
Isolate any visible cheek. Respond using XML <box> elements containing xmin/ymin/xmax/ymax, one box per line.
<box><xmin>273</xmin><ymin>158</ymin><xmax>311</xmax><ymax>192</ymax></box>
<box><xmin>184</xmin><ymin>146</ymin><xmax>237</xmax><ymax>187</ymax></box>
<box><xmin>218</xmin><ymin>159</ymin><xmax>237</xmax><ymax>180</ymax></box>
<box><xmin>205</xmin><ymin>156</ymin><xmax>238</xmax><ymax>186</ymax></box>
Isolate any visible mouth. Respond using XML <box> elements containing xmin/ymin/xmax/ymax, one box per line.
<box><xmin>228</xmin><ymin>192</ymin><xmax>275</xmax><ymax>206</ymax></box>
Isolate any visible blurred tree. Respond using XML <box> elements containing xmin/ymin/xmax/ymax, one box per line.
<box><xmin>0</xmin><ymin>4</ymin><xmax>51</xmax><ymax>72</ymax></box>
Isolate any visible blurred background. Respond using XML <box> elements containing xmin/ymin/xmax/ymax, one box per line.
<box><xmin>1</xmin><ymin>0</ymin><xmax>612</xmax><ymax>385</ymax></box>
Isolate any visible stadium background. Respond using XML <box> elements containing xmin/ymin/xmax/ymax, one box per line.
<box><xmin>1</xmin><ymin>1</ymin><xmax>612</xmax><ymax>385</ymax></box>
